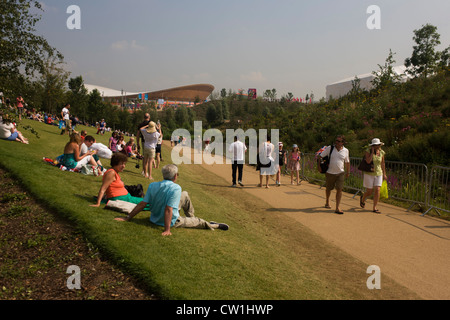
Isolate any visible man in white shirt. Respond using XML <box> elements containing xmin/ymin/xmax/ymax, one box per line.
<box><xmin>228</xmin><ymin>136</ymin><xmax>247</xmax><ymax>187</ymax></box>
<box><xmin>60</xmin><ymin>103</ymin><xmax>71</xmax><ymax>135</ymax></box>
<box><xmin>320</xmin><ymin>135</ymin><xmax>350</xmax><ymax>214</ymax></box>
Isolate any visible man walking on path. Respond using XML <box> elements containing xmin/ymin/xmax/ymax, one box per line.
<box><xmin>320</xmin><ymin>135</ymin><xmax>350</xmax><ymax>214</ymax></box>
<box><xmin>228</xmin><ymin>136</ymin><xmax>247</xmax><ymax>187</ymax></box>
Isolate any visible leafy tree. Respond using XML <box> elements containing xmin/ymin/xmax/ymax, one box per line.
<box><xmin>205</xmin><ymin>104</ymin><xmax>217</xmax><ymax>125</ymax></box>
<box><xmin>38</xmin><ymin>57</ymin><xmax>70</xmax><ymax>114</ymax></box>
<box><xmin>87</xmin><ymin>89</ymin><xmax>103</xmax><ymax>124</ymax></box>
<box><xmin>220</xmin><ymin>88</ymin><xmax>227</xmax><ymax>99</ymax></box>
<box><xmin>0</xmin><ymin>0</ymin><xmax>63</xmax><ymax>81</ymax></box>
<box><xmin>372</xmin><ymin>49</ymin><xmax>402</xmax><ymax>91</ymax></box>
<box><xmin>68</xmin><ymin>76</ymin><xmax>89</xmax><ymax>122</ymax></box>
<box><xmin>405</xmin><ymin>24</ymin><xmax>443</xmax><ymax>78</ymax></box>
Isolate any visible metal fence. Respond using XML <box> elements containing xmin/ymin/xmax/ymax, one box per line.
<box><xmin>300</xmin><ymin>153</ymin><xmax>449</xmax><ymax>216</ymax></box>
<box><xmin>424</xmin><ymin>166</ymin><xmax>450</xmax><ymax>216</ymax></box>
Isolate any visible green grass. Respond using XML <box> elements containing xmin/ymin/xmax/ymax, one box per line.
<box><xmin>0</xmin><ymin>119</ymin><xmax>420</xmax><ymax>299</ymax></box>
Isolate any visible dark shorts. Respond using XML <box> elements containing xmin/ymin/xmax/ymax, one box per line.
<box><xmin>325</xmin><ymin>172</ymin><xmax>345</xmax><ymax>191</ymax></box>
<box><xmin>156</xmin><ymin>144</ymin><xmax>161</xmax><ymax>154</ymax></box>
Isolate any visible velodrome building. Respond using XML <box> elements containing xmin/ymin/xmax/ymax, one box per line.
<box><xmin>85</xmin><ymin>83</ymin><xmax>215</xmax><ymax>108</ymax></box>
<box><xmin>325</xmin><ymin>65</ymin><xmax>410</xmax><ymax>99</ymax></box>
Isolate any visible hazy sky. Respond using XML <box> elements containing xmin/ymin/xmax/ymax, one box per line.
<box><xmin>35</xmin><ymin>0</ymin><xmax>450</xmax><ymax>99</ymax></box>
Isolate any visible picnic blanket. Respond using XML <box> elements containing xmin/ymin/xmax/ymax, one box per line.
<box><xmin>43</xmin><ymin>156</ymin><xmax>104</xmax><ymax>175</ymax></box>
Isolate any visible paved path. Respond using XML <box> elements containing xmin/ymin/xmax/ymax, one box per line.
<box><xmin>172</xmin><ymin>144</ymin><xmax>450</xmax><ymax>300</ymax></box>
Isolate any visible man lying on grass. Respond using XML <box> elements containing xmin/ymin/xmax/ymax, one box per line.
<box><xmin>114</xmin><ymin>164</ymin><xmax>229</xmax><ymax>236</ymax></box>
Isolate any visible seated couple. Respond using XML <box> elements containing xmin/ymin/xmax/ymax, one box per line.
<box><xmin>91</xmin><ymin>153</ymin><xmax>229</xmax><ymax>236</ymax></box>
<box><xmin>60</xmin><ymin>133</ymin><xmax>102</xmax><ymax>175</ymax></box>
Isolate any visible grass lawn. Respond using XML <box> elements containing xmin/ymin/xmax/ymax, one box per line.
<box><xmin>0</xmin><ymin>119</ymin><xmax>420</xmax><ymax>300</ymax></box>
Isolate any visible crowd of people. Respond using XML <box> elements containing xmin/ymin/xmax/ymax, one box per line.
<box><xmin>1</xmin><ymin>94</ymin><xmax>388</xmax><ymax>237</ymax></box>
<box><xmin>229</xmin><ymin>134</ymin><xmax>386</xmax><ymax>215</ymax></box>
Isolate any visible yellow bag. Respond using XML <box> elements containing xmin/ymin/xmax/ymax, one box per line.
<box><xmin>380</xmin><ymin>180</ymin><xmax>388</xmax><ymax>199</ymax></box>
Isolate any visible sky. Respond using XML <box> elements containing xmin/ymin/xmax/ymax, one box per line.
<box><xmin>34</xmin><ymin>0</ymin><xmax>450</xmax><ymax>100</ymax></box>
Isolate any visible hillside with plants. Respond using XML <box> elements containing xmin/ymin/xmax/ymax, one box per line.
<box><xmin>160</xmin><ymin>23</ymin><xmax>450</xmax><ymax>167</ymax></box>
<box><xmin>169</xmin><ymin>67</ymin><xmax>449</xmax><ymax>167</ymax></box>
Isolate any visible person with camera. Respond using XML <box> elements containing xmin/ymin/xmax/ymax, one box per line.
<box><xmin>319</xmin><ymin>135</ymin><xmax>350</xmax><ymax>214</ymax></box>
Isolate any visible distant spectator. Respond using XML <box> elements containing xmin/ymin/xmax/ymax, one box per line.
<box><xmin>16</xmin><ymin>96</ymin><xmax>24</xmax><ymax>121</ymax></box>
<box><xmin>276</xmin><ymin>142</ymin><xmax>287</xmax><ymax>186</ymax></box>
<box><xmin>60</xmin><ymin>103</ymin><xmax>71</xmax><ymax>135</ymax></box>
<box><xmin>228</xmin><ymin>136</ymin><xmax>247</xmax><ymax>187</ymax></box>
<box><xmin>136</xmin><ymin>113</ymin><xmax>150</xmax><ymax>155</ymax></box>
<box><xmin>288</xmin><ymin>144</ymin><xmax>301</xmax><ymax>185</ymax></box>
<box><xmin>109</xmin><ymin>131</ymin><xmax>119</xmax><ymax>152</ymax></box>
<box><xmin>140</xmin><ymin>121</ymin><xmax>160</xmax><ymax>179</ymax></box>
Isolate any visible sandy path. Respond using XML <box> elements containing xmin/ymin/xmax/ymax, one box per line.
<box><xmin>169</xmin><ymin>143</ymin><xmax>450</xmax><ymax>300</ymax></box>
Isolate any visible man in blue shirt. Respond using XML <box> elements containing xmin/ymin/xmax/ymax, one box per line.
<box><xmin>115</xmin><ymin>164</ymin><xmax>229</xmax><ymax>236</ymax></box>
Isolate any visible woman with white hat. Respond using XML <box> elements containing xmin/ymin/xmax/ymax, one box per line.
<box><xmin>140</xmin><ymin>121</ymin><xmax>160</xmax><ymax>180</ymax></box>
<box><xmin>360</xmin><ymin>138</ymin><xmax>387</xmax><ymax>213</ymax></box>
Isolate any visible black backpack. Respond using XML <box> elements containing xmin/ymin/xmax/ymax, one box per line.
<box><xmin>125</xmin><ymin>184</ymin><xmax>144</xmax><ymax>197</ymax></box>
<box><xmin>317</xmin><ymin>145</ymin><xmax>334</xmax><ymax>174</ymax></box>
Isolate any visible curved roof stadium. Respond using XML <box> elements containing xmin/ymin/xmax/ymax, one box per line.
<box><xmin>85</xmin><ymin>83</ymin><xmax>215</xmax><ymax>102</ymax></box>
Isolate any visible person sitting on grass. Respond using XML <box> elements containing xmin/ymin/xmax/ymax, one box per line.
<box><xmin>0</xmin><ymin>114</ymin><xmax>29</xmax><ymax>144</ymax></box>
<box><xmin>61</xmin><ymin>132</ymin><xmax>101</xmax><ymax>175</ymax></box>
<box><xmin>83</xmin><ymin>135</ymin><xmax>113</xmax><ymax>160</ymax></box>
<box><xmin>90</xmin><ymin>152</ymin><xmax>149</xmax><ymax>208</ymax></box>
<box><xmin>114</xmin><ymin>164</ymin><xmax>229</xmax><ymax>236</ymax></box>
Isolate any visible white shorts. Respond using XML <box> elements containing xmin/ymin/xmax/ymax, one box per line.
<box><xmin>363</xmin><ymin>174</ymin><xmax>383</xmax><ymax>189</ymax></box>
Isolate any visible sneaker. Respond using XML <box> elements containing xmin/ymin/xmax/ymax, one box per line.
<box><xmin>210</xmin><ymin>221</ymin><xmax>229</xmax><ymax>231</ymax></box>
<box><xmin>238</xmin><ymin>181</ymin><xmax>244</xmax><ymax>187</ymax></box>
<box><xmin>231</xmin><ymin>184</ymin><xmax>237</xmax><ymax>187</ymax></box>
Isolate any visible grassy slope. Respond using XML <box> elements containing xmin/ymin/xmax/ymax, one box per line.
<box><xmin>0</xmin><ymin>119</ymin><xmax>420</xmax><ymax>300</ymax></box>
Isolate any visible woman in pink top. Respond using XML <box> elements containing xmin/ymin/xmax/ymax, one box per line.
<box><xmin>288</xmin><ymin>144</ymin><xmax>301</xmax><ymax>185</ymax></box>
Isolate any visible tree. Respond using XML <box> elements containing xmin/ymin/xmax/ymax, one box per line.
<box><xmin>372</xmin><ymin>49</ymin><xmax>402</xmax><ymax>91</ymax></box>
<box><xmin>0</xmin><ymin>0</ymin><xmax>63</xmax><ymax>81</ymax></box>
<box><xmin>87</xmin><ymin>89</ymin><xmax>103</xmax><ymax>124</ymax></box>
<box><xmin>206</xmin><ymin>104</ymin><xmax>217</xmax><ymax>125</ymax></box>
<box><xmin>405</xmin><ymin>24</ymin><xmax>443</xmax><ymax>78</ymax></box>
<box><xmin>38</xmin><ymin>57</ymin><xmax>70</xmax><ymax>114</ymax></box>
<box><xmin>68</xmin><ymin>76</ymin><xmax>89</xmax><ymax>122</ymax></box>
<box><xmin>220</xmin><ymin>88</ymin><xmax>227</xmax><ymax>99</ymax></box>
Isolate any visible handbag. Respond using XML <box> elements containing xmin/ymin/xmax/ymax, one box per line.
<box><xmin>358</xmin><ymin>156</ymin><xmax>374</xmax><ymax>172</ymax></box>
<box><xmin>317</xmin><ymin>145</ymin><xmax>334</xmax><ymax>174</ymax></box>
<box><xmin>380</xmin><ymin>180</ymin><xmax>388</xmax><ymax>199</ymax></box>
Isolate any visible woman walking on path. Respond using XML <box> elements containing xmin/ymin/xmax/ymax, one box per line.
<box><xmin>360</xmin><ymin>138</ymin><xmax>387</xmax><ymax>214</ymax></box>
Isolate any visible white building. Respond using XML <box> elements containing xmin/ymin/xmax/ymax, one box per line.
<box><xmin>326</xmin><ymin>65</ymin><xmax>409</xmax><ymax>99</ymax></box>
